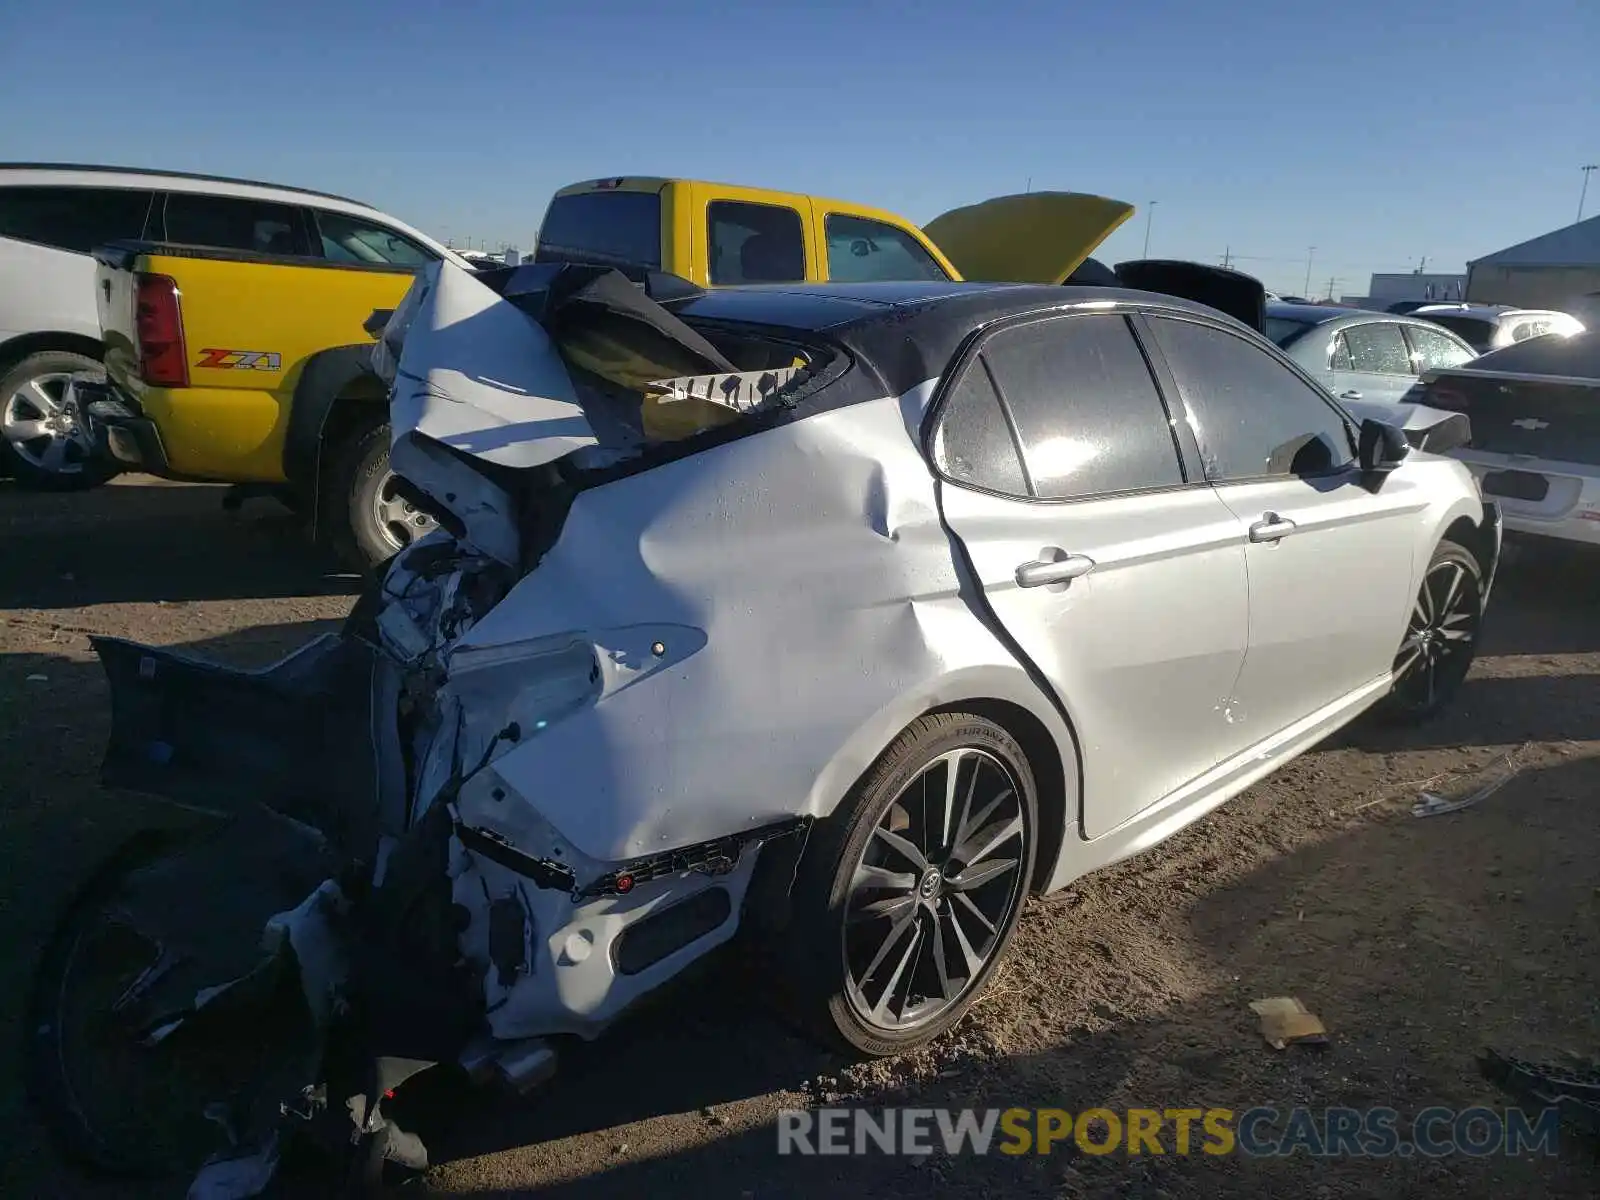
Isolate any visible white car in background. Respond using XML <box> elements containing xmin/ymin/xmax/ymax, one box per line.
<box><xmin>1408</xmin><ymin>302</ymin><xmax>1584</xmax><ymax>355</ymax></box>
<box><xmin>0</xmin><ymin>163</ymin><xmax>458</xmax><ymax>488</ymax></box>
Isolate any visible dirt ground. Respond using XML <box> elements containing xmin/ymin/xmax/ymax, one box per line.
<box><xmin>2</xmin><ymin>475</ymin><xmax>1597</xmax><ymax>1199</ymax></box>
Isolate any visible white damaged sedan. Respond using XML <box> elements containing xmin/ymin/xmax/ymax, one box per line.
<box><xmin>36</xmin><ymin>260</ymin><xmax>1500</xmax><ymax>1191</ymax></box>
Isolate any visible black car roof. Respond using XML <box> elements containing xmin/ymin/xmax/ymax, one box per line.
<box><xmin>678</xmin><ymin>280</ymin><xmax>1235</xmax><ymax>334</ymax></box>
<box><xmin>1264</xmin><ymin>301</ymin><xmax>1345</xmax><ymax>325</ymax></box>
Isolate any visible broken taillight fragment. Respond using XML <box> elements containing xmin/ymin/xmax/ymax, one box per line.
<box><xmin>135</xmin><ymin>273</ymin><xmax>189</xmax><ymax>388</ymax></box>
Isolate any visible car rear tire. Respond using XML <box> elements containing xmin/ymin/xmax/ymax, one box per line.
<box><xmin>0</xmin><ymin>350</ymin><xmax>119</xmax><ymax>490</ymax></box>
<box><xmin>1376</xmin><ymin>537</ymin><xmax>1482</xmax><ymax>724</ymax></box>
<box><xmin>772</xmin><ymin>712</ymin><xmax>1038</xmax><ymax>1057</ymax></box>
<box><xmin>324</xmin><ymin>415</ymin><xmax>437</xmax><ymax>573</ymax></box>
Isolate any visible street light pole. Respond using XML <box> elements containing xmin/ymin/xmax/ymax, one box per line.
<box><xmin>1303</xmin><ymin>246</ymin><xmax>1316</xmax><ymax>297</ymax></box>
<box><xmin>1579</xmin><ymin>165</ymin><xmax>1598</xmax><ymax>223</ymax></box>
<box><xmin>1143</xmin><ymin>201</ymin><xmax>1157</xmax><ymax>258</ymax></box>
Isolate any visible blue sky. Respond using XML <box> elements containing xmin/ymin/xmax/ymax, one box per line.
<box><xmin>3</xmin><ymin>0</ymin><xmax>1595</xmax><ymax>296</ymax></box>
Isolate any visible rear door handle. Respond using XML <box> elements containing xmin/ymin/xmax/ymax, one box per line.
<box><xmin>1015</xmin><ymin>552</ymin><xmax>1096</xmax><ymax>588</ymax></box>
<box><xmin>1249</xmin><ymin>512</ymin><xmax>1297</xmax><ymax>543</ymax></box>
<box><xmin>1339</xmin><ymin>389</ymin><xmax>1362</xmax><ymax>400</ymax></box>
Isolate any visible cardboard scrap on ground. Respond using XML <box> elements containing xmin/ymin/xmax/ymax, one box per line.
<box><xmin>1250</xmin><ymin>997</ymin><xmax>1328</xmax><ymax>1050</ymax></box>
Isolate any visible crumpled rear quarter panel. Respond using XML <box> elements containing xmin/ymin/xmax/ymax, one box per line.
<box><xmin>453</xmin><ymin>387</ymin><xmax>1048</xmax><ymax>861</ymax></box>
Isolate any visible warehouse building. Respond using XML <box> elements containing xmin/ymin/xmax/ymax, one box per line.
<box><xmin>1467</xmin><ymin>215</ymin><xmax>1600</xmax><ymax>320</ymax></box>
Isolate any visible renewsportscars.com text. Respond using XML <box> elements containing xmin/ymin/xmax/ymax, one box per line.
<box><xmin>777</xmin><ymin>1105</ymin><xmax>1562</xmax><ymax>1158</ymax></box>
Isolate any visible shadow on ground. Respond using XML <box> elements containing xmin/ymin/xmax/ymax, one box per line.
<box><xmin>0</xmin><ymin>478</ymin><xmax>358</xmax><ymax>607</ymax></box>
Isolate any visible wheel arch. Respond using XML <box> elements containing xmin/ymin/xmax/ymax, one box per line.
<box><xmin>280</xmin><ymin>342</ymin><xmax>388</xmax><ymax>527</ymax></box>
<box><xmin>931</xmin><ymin>696</ymin><xmax>1078</xmax><ymax>895</ymax></box>
<box><xmin>0</xmin><ymin>330</ymin><xmax>104</xmax><ymax>372</ymax></box>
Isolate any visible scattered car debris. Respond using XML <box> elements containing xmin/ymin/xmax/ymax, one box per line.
<box><xmin>1479</xmin><ymin>1049</ymin><xmax>1600</xmax><ymax>1143</ymax></box>
<box><xmin>1250</xmin><ymin>997</ymin><xmax>1328</xmax><ymax>1050</ymax></box>
<box><xmin>1413</xmin><ymin>748</ymin><xmax>1529</xmax><ymax>817</ymax></box>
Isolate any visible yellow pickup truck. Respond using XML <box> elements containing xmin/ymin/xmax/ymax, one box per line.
<box><xmin>86</xmin><ymin>178</ymin><xmax>1139</xmax><ymax>570</ymax></box>
<box><xmin>534</xmin><ymin>176</ymin><xmax>1133</xmax><ymax>289</ymax></box>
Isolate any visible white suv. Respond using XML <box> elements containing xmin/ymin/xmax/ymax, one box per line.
<box><xmin>0</xmin><ymin>163</ymin><xmax>455</xmax><ymax>489</ymax></box>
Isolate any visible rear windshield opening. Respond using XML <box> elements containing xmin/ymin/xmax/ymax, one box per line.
<box><xmin>534</xmin><ymin>190</ymin><xmax>662</xmax><ymax>271</ymax></box>
<box><xmin>1419</xmin><ymin>315</ymin><xmax>1495</xmax><ymax>349</ymax></box>
<box><xmin>1265</xmin><ymin>317</ymin><xmax>1315</xmax><ymax>347</ymax></box>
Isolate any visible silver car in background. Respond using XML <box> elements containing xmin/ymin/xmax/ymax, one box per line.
<box><xmin>41</xmin><ymin>262</ymin><xmax>1501</xmax><ymax>1192</ymax></box>
<box><xmin>1267</xmin><ymin>301</ymin><xmax>1479</xmax><ymax>410</ymax></box>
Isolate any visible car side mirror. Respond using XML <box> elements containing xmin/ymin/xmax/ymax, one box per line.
<box><xmin>1358</xmin><ymin>417</ymin><xmax>1410</xmax><ymax>474</ymax></box>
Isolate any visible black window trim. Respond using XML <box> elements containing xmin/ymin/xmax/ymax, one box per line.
<box><xmin>922</xmin><ymin>305</ymin><xmax>1203</xmax><ymax>506</ymax></box>
<box><xmin>1139</xmin><ymin>310</ymin><xmax>1362</xmax><ymax>487</ymax></box>
<box><xmin>821</xmin><ymin>209</ymin><xmax>953</xmax><ymax>282</ymax></box>
<box><xmin>0</xmin><ymin>183</ymin><xmax>158</xmax><ymax>253</ymax></box>
<box><xmin>706</xmin><ymin>198</ymin><xmax>808</xmax><ymax>285</ymax></box>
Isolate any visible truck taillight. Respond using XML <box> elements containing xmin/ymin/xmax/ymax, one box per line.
<box><xmin>135</xmin><ymin>273</ymin><xmax>189</xmax><ymax>388</ymax></box>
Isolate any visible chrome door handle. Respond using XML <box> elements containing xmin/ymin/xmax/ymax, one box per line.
<box><xmin>1339</xmin><ymin>389</ymin><xmax>1362</xmax><ymax>400</ymax></box>
<box><xmin>1249</xmin><ymin>512</ymin><xmax>1297</xmax><ymax>543</ymax></box>
<box><xmin>1015</xmin><ymin>552</ymin><xmax>1096</xmax><ymax>587</ymax></box>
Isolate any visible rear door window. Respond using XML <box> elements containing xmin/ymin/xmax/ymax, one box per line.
<box><xmin>1147</xmin><ymin>316</ymin><xmax>1356</xmax><ymax>481</ymax></box>
<box><xmin>1403</xmin><ymin>323</ymin><xmax>1475</xmax><ymax>371</ymax></box>
<box><xmin>312</xmin><ymin>210</ymin><xmax>434</xmax><ymax>267</ymax></box>
<box><xmin>0</xmin><ymin>186</ymin><xmax>154</xmax><ymax>253</ymax></box>
<box><xmin>825</xmin><ymin>213</ymin><xmax>949</xmax><ymax>283</ymax></box>
<box><xmin>932</xmin><ymin>360</ymin><xmax>1028</xmax><ymax>496</ymax></box>
<box><xmin>980</xmin><ymin>314</ymin><xmax>1184</xmax><ymax>500</ymax></box>
<box><xmin>1341</xmin><ymin>322</ymin><xmax>1413</xmax><ymax>374</ymax></box>
<box><xmin>534</xmin><ymin>189</ymin><xmax>662</xmax><ymax>269</ymax></box>
<box><xmin>162</xmin><ymin>193</ymin><xmax>310</xmax><ymax>256</ymax></box>
<box><xmin>708</xmin><ymin>201</ymin><xmax>806</xmax><ymax>284</ymax></box>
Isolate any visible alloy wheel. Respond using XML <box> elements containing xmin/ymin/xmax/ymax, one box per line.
<box><xmin>373</xmin><ymin>470</ymin><xmax>437</xmax><ymax>550</ymax></box>
<box><xmin>842</xmin><ymin>747</ymin><xmax>1029</xmax><ymax>1033</ymax></box>
<box><xmin>1392</xmin><ymin>555</ymin><xmax>1479</xmax><ymax>710</ymax></box>
<box><xmin>3</xmin><ymin>371</ymin><xmax>98</xmax><ymax>476</ymax></box>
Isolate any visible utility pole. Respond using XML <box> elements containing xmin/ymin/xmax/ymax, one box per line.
<box><xmin>1325</xmin><ymin>276</ymin><xmax>1338</xmax><ymax>302</ymax></box>
<box><xmin>1580</xmin><ymin>165</ymin><xmax>1599</xmax><ymax>223</ymax></box>
<box><xmin>1221</xmin><ymin>245</ymin><xmax>1233</xmax><ymax>269</ymax></box>
<box><xmin>1303</xmin><ymin>246</ymin><xmax>1316</xmax><ymax>296</ymax></box>
<box><xmin>1143</xmin><ymin>201</ymin><xmax>1158</xmax><ymax>258</ymax></box>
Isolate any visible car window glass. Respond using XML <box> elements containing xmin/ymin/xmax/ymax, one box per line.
<box><xmin>1512</xmin><ymin>319</ymin><xmax>1552</xmax><ymax>342</ymax></box>
<box><xmin>1330</xmin><ymin>332</ymin><xmax>1352</xmax><ymax>370</ymax></box>
<box><xmin>1419</xmin><ymin>314</ymin><xmax>1495</xmax><ymax>350</ymax></box>
<box><xmin>981</xmin><ymin>314</ymin><xmax>1182</xmax><ymax>500</ymax></box>
<box><xmin>708</xmin><ymin>201</ymin><xmax>805</xmax><ymax>285</ymax></box>
<box><xmin>1404</xmin><ymin>324</ymin><xmax>1475</xmax><ymax>371</ymax></box>
<box><xmin>1148</xmin><ymin>317</ymin><xmax>1356</xmax><ymax>481</ymax></box>
<box><xmin>932</xmin><ymin>360</ymin><xmax>1027</xmax><ymax>495</ymax></box>
<box><xmin>1341</xmin><ymin>322</ymin><xmax>1413</xmax><ymax>374</ymax></box>
<box><xmin>0</xmin><ymin>186</ymin><xmax>153</xmax><ymax>253</ymax></box>
<box><xmin>313</xmin><ymin>210</ymin><xmax>433</xmax><ymax>266</ymax></box>
<box><xmin>163</xmin><ymin>193</ymin><xmax>308</xmax><ymax>256</ymax></box>
<box><xmin>825</xmin><ymin>213</ymin><xmax>948</xmax><ymax>283</ymax></box>
<box><xmin>534</xmin><ymin>189</ymin><xmax>662</xmax><ymax>269</ymax></box>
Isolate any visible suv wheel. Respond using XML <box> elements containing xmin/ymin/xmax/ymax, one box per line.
<box><xmin>325</xmin><ymin>416</ymin><xmax>438</xmax><ymax>572</ymax></box>
<box><xmin>774</xmin><ymin>712</ymin><xmax>1038</xmax><ymax>1056</ymax></box>
<box><xmin>0</xmin><ymin>351</ymin><xmax>118</xmax><ymax>490</ymax></box>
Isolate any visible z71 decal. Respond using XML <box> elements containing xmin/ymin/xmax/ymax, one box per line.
<box><xmin>196</xmin><ymin>349</ymin><xmax>282</xmax><ymax>371</ymax></box>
